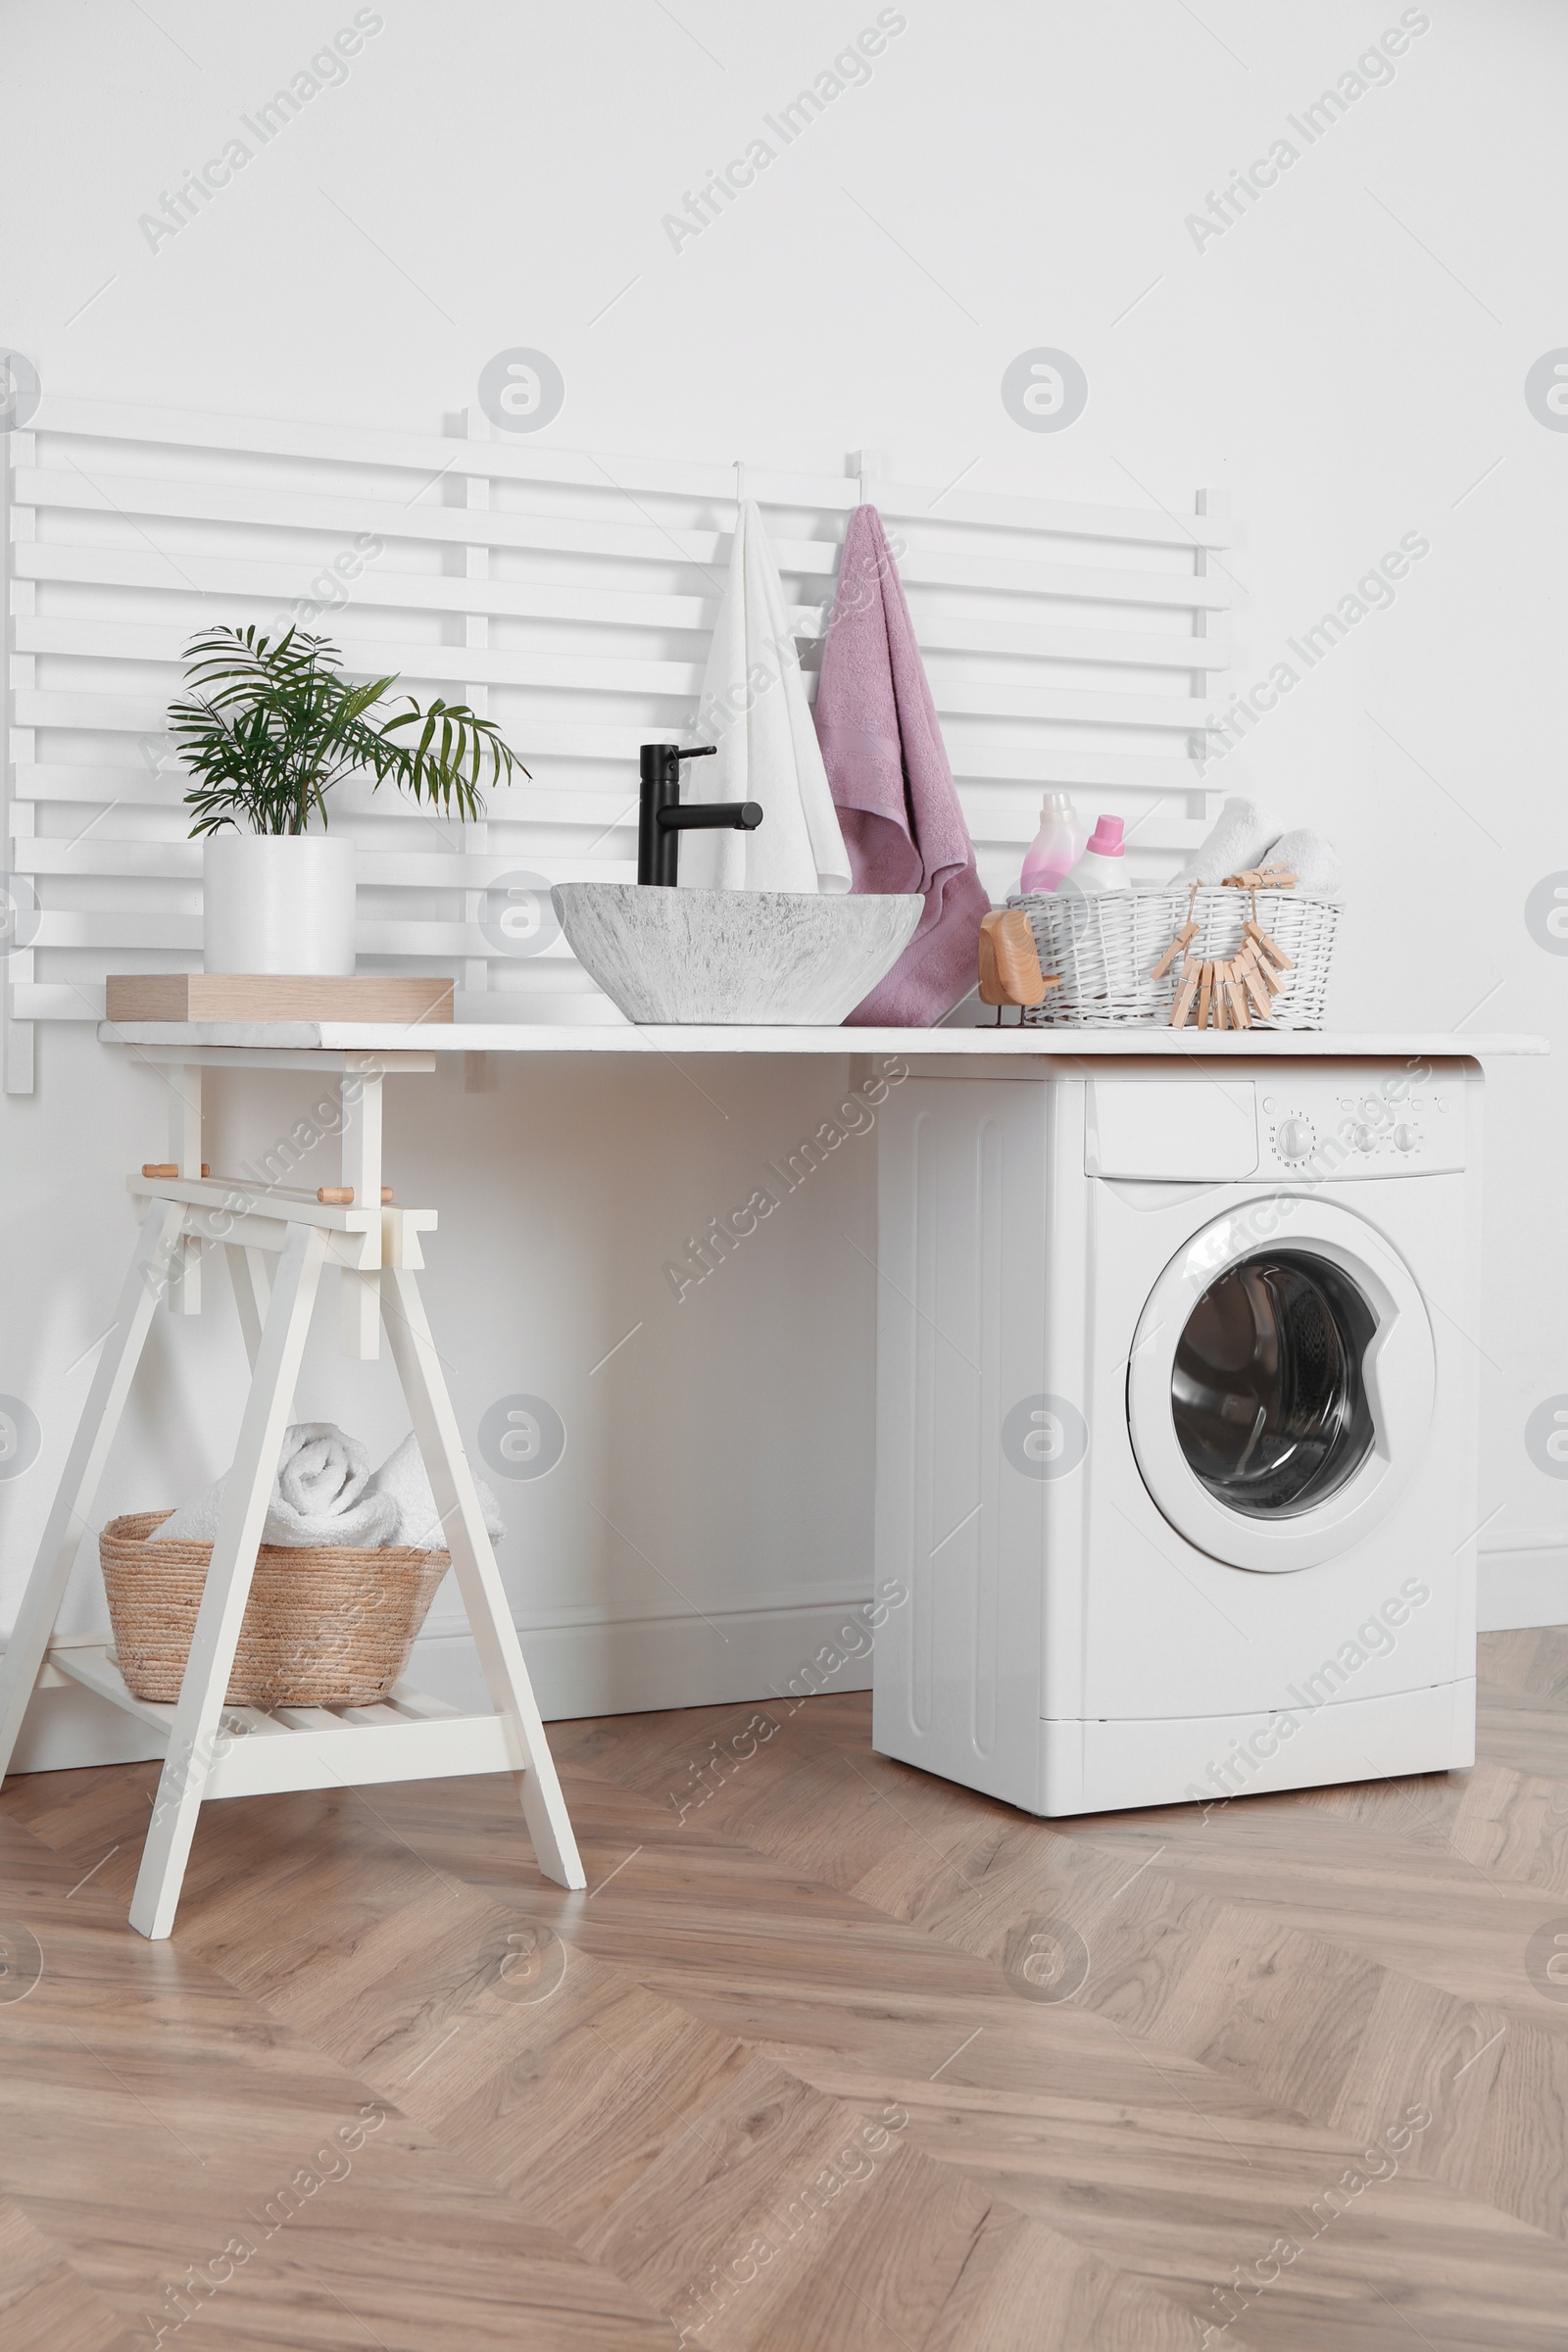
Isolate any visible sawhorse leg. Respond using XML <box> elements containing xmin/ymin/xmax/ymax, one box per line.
<box><xmin>0</xmin><ymin>1199</ymin><xmax>186</xmax><ymax>1785</ymax></box>
<box><xmin>379</xmin><ymin>1261</ymin><xmax>585</xmax><ymax>1890</ymax></box>
<box><xmin>129</xmin><ymin>1220</ymin><xmax>328</xmax><ymax>1938</ymax></box>
<box><xmin>223</xmin><ymin>1244</ymin><xmax>271</xmax><ymax>1372</ymax></box>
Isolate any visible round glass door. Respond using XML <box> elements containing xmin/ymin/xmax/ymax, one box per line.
<box><xmin>1170</xmin><ymin>1250</ymin><xmax>1377</xmax><ymax>1519</ymax></box>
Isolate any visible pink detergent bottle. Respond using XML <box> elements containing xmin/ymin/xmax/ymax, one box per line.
<box><xmin>1019</xmin><ymin>793</ymin><xmax>1087</xmax><ymax>894</ymax></box>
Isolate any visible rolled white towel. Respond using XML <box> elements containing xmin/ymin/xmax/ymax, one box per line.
<box><xmin>154</xmin><ymin>1421</ymin><xmax>399</xmax><ymax>1548</ymax></box>
<box><xmin>150</xmin><ymin>1424</ymin><xmax>505</xmax><ymax>1550</ymax></box>
<box><xmin>1260</xmin><ymin>827</ymin><xmax>1340</xmax><ymax>897</ymax></box>
<box><xmin>367</xmin><ymin>1431</ymin><xmax>506</xmax><ymax>1550</ymax></box>
<box><xmin>1169</xmin><ymin>796</ymin><xmax>1276</xmax><ymax>888</ymax></box>
<box><xmin>271</xmin><ymin>1423</ymin><xmax>383</xmax><ymax>1537</ymax></box>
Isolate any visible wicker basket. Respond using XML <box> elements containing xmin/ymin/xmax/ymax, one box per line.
<box><xmin>1011</xmin><ymin>886</ymin><xmax>1341</xmax><ymax>1029</ymax></box>
<box><xmin>99</xmin><ymin>1510</ymin><xmax>450</xmax><ymax>1707</ymax></box>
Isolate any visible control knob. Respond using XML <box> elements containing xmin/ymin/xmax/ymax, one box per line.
<box><xmin>1275</xmin><ymin>1116</ymin><xmax>1315</xmax><ymax>1162</ymax></box>
<box><xmin>1349</xmin><ymin>1123</ymin><xmax>1378</xmax><ymax>1153</ymax></box>
<box><xmin>1393</xmin><ymin>1124</ymin><xmax>1418</xmax><ymax>1153</ymax></box>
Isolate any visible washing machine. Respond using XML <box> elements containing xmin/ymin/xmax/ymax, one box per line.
<box><xmin>870</xmin><ymin>1054</ymin><xmax>1484</xmax><ymax>1815</ymax></box>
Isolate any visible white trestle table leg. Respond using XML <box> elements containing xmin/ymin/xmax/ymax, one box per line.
<box><xmin>167</xmin><ymin>1063</ymin><xmax>203</xmax><ymax>1315</ymax></box>
<box><xmin>379</xmin><ymin>1261</ymin><xmax>586</xmax><ymax>1889</ymax></box>
<box><xmin>339</xmin><ymin>1066</ymin><xmax>381</xmax><ymax>1360</ymax></box>
<box><xmin>129</xmin><ymin>1219</ymin><xmax>328</xmax><ymax>1939</ymax></box>
<box><xmin>0</xmin><ymin>1198</ymin><xmax>186</xmax><ymax>1785</ymax></box>
<box><xmin>223</xmin><ymin>1244</ymin><xmax>271</xmax><ymax>1373</ymax></box>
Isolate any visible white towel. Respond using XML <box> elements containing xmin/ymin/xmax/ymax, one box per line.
<box><xmin>681</xmin><ymin>499</ymin><xmax>852</xmax><ymax>895</ymax></box>
<box><xmin>368</xmin><ymin>1431</ymin><xmax>505</xmax><ymax>1550</ymax></box>
<box><xmin>1260</xmin><ymin>827</ymin><xmax>1341</xmax><ymax>896</ymax></box>
<box><xmin>151</xmin><ymin>1423</ymin><xmax>504</xmax><ymax>1550</ymax></box>
<box><xmin>1169</xmin><ymin>796</ymin><xmax>1276</xmax><ymax>888</ymax></box>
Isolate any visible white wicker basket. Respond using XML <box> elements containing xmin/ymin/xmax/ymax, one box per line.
<box><xmin>1011</xmin><ymin>886</ymin><xmax>1341</xmax><ymax>1029</ymax></box>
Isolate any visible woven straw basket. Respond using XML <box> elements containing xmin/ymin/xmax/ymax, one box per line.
<box><xmin>1011</xmin><ymin>886</ymin><xmax>1341</xmax><ymax>1029</ymax></box>
<box><xmin>99</xmin><ymin>1510</ymin><xmax>450</xmax><ymax>1707</ymax></box>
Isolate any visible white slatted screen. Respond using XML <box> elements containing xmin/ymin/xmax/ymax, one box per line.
<box><xmin>1</xmin><ymin>397</ymin><xmax>1231</xmax><ymax>1091</ymax></box>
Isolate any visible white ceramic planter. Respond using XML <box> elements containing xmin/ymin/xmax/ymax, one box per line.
<box><xmin>202</xmin><ymin>835</ymin><xmax>357</xmax><ymax>975</ymax></box>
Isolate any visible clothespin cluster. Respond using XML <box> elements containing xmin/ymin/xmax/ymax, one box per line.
<box><xmin>1221</xmin><ymin>864</ymin><xmax>1298</xmax><ymax>891</ymax></box>
<box><xmin>1159</xmin><ymin>881</ymin><xmax>1295</xmax><ymax>1031</ymax></box>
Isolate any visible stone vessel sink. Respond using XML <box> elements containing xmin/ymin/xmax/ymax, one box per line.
<box><xmin>552</xmin><ymin>884</ymin><xmax>923</xmax><ymax>1026</ymax></box>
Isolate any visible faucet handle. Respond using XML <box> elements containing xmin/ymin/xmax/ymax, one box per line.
<box><xmin>640</xmin><ymin>742</ymin><xmax>715</xmax><ymax>792</ymax></box>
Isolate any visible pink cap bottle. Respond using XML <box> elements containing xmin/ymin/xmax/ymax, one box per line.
<box><xmin>1073</xmin><ymin>814</ymin><xmax>1130</xmax><ymax>894</ymax></box>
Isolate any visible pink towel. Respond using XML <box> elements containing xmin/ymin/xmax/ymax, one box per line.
<box><xmin>813</xmin><ymin>505</ymin><xmax>989</xmax><ymax>1025</ymax></box>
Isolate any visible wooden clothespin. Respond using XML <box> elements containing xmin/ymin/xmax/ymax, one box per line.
<box><xmin>1239</xmin><ymin>881</ymin><xmax>1293</xmax><ymax>985</ymax></box>
<box><xmin>1244</xmin><ymin>918</ymin><xmax>1292</xmax><ymax>972</ymax></box>
<box><xmin>1168</xmin><ymin>956</ymin><xmax>1201</xmax><ymax>1028</ymax></box>
<box><xmin>1223</xmin><ymin>865</ymin><xmax>1298</xmax><ymax>891</ymax></box>
<box><xmin>1224</xmin><ymin>957</ymin><xmax>1251</xmax><ymax>1028</ymax></box>
<box><xmin>1151</xmin><ymin>884</ymin><xmax>1201</xmax><ymax>982</ymax></box>
<box><xmin>979</xmin><ymin>908</ymin><xmax>1058</xmax><ymax>1020</ymax></box>
<box><xmin>1240</xmin><ymin>948</ymin><xmax>1274</xmax><ymax>1020</ymax></box>
<box><xmin>1197</xmin><ymin>960</ymin><xmax>1217</xmax><ymax>1030</ymax></box>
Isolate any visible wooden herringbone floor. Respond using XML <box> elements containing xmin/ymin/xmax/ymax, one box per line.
<box><xmin>4</xmin><ymin>1633</ymin><xmax>1568</xmax><ymax>2349</ymax></box>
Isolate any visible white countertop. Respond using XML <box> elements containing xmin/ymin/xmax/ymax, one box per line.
<box><xmin>99</xmin><ymin>1020</ymin><xmax>1547</xmax><ymax>1060</ymax></box>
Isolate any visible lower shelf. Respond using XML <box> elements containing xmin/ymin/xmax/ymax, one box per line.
<box><xmin>47</xmin><ymin>1644</ymin><xmax>521</xmax><ymax>1797</ymax></box>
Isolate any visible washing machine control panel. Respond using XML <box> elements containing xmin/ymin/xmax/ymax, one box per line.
<box><xmin>1260</xmin><ymin>1081</ymin><xmax>1465</xmax><ymax>1177</ymax></box>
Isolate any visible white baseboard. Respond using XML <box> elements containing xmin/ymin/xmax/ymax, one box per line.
<box><xmin>1478</xmin><ymin>1538</ymin><xmax>1568</xmax><ymax>1633</ymax></box>
<box><xmin>405</xmin><ymin>1592</ymin><xmax>875</xmax><ymax>1721</ymax></box>
<box><xmin>0</xmin><ymin>1591</ymin><xmax>875</xmax><ymax>1776</ymax></box>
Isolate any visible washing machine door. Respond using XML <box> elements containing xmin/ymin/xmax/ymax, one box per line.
<box><xmin>1126</xmin><ymin>1199</ymin><xmax>1436</xmax><ymax>1572</ymax></box>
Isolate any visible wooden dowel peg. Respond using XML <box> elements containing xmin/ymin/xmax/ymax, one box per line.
<box><xmin>317</xmin><ymin>1188</ymin><xmax>355</xmax><ymax>1204</ymax></box>
<box><xmin>142</xmin><ymin>1163</ymin><xmax>210</xmax><ymax>1179</ymax></box>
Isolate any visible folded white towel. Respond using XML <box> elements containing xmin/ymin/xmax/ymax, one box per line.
<box><xmin>1169</xmin><ymin>796</ymin><xmax>1276</xmax><ymax>888</ymax></box>
<box><xmin>1260</xmin><ymin>827</ymin><xmax>1341</xmax><ymax>896</ymax></box>
<box><xmin>681</xmin><ymin>499</ymin><xmax>852</xmax><ymax>896</ymax></box>
<box><xmin>368</xmin><ymin>1431</ymin><xmax>505</xmax><ymax>1550</ymax></box>
<box><xmin>151</xmin><ymin>1423</ymin><xmax>505</xmax><ymax>1550</ymax></box>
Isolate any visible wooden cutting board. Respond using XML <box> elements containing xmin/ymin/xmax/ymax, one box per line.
<box><xmin>104</xmin><ymin>975</ymin><xmax>455</xmax><ymax>1022</ymax></box>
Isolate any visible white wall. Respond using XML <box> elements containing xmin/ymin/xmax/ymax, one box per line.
<box><xmin>3</xmin><ymin>0</ymin><xmax>1564</xmax><ymax>1740</ymax></box>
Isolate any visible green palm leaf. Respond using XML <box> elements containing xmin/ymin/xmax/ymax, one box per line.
<box><xmin>170</xmin><ymin>624</ymin><xmax>527</xmax><ymax>836</ymax></box>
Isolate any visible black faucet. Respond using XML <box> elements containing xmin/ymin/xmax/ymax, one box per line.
<box><xmin>637</xmin><ymin>743</ymin><xmax>763</xmax><ymax>886</ymax></box>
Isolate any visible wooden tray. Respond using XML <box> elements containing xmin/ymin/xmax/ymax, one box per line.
<box><xmin>105</xmin><ymin>975</ymin><xmax>454</xmax><ymax>1023</ymax></box>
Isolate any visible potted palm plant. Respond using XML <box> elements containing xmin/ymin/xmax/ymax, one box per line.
<box><xmin>170</xmin><ymin>625</ymin><xmax>525</xmax><ymax>974</ymax></box>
